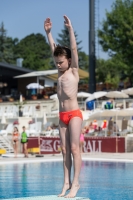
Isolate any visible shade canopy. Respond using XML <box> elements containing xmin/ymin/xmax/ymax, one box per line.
<box><xmin>77</xmin><ymin>92</ymin><xmax>91</xmax><ymax>98</ymax></box>
<box><xmin>19</xmin><ymin>94</ymin><xmax>23</xmax><ymax>103</ymax></box>
<box><xmin>122</xmin><ymin>88</ymin><xmax>133</xmax><ymax>95</ymax></box>
<box><xmin>85</xmin><ymin>91</ymin><xmax>107</xmax><ymax>102</ymax></box>
<box><xmin>26</xmin><ymin>83</ymin><xmax>44</xmax><ymax>89</ymax></box>
<box><xmin>50</xmin><ymin>94</ymin><xmax>58</xmax><ymax>99</ymax></box>
<box><xmin>106</xmin><ymin>91</ymin><xmax>129</xmax><ymax>98</ymax></box>
<box><xmin>14</xmin><ymin>69</ymin><xmax>89</xmax><ymax>80</ymax></box>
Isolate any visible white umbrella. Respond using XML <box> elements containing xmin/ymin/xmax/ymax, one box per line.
<box><xmin>106</xmin><ymin>91</ymin><xmax>129</xmax><ymax>109</ymax></box>
<box><xmin>26</xmin><ymin>83</ymin><xmax>44</xmax><ymax>89</ymax></box>
<box><xmin>19</xmin><ymin>94</ymin><xmax>23</xmax><ymax>103</ymax></box>
<box><xmin>116</xmin><ymin>108</ymin><xmax>133</xmax><ymax>117</ymax></box>
<box><xmin>122</xmin><ymin>88</ymin><xmax>133</xmax><ymax>95</ymax></box>
<box><xmin>85</xmin><ymin>91</ymin><xmax>107</xmax><ymax>102</ymax></box>
<box><xmin>85</xmin><ymin>91</ymin><xmax>107</xmax><ymax>111</ymax></box>
<box><xmin>106</xmin><ymin>91</ymin><xmax>129</xmax><ymax>99</ymax></box>
<box><xmin>43</xmin><ymin>112</ymin><xmax>47</xmax><ymax>125</ymax></box>
<box><xmin>50</xmin><ymin>93</ymin><xmax>58</xmax><ymax>99</ymax></box>
<box><xmin>100</xmin><ymin>109</ymin><xmax>118</xmax><ymax>117</ymax></box>
<box><xmin>77</xmin><ymin>92</ymin><xmax>91</xmax><ymax>98</ymax></box>
<box><xmin>1</xmin><ymin>115</ymin><xmax>7</xmax><ymax>124</ymax></box>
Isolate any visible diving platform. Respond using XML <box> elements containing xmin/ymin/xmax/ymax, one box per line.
<box><xmin>3</xmin><ymin>195</ymin><xmax>90</xmax><ymax>200</ymax></box>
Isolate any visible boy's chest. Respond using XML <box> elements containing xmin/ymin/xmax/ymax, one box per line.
<box><xmin>57</xmin><ymin>73</ymin><xmax>76</xmax><ymax>88</ymax></box>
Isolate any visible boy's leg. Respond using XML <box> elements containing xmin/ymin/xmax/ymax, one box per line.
<box><xmin>58</xmin><ymin>120</ymin><xmax>72</xmax><ymax>197</ymax></box>
<box><xmin>25</xmin><ymin>143</ymin><xmax>28</xmax><ymax>157</ymax></box>
<box><xmin>65</xmin><ymin>117</ymin><xmax>82</xmax><ymax>198</ymax></box>
<box><xmin>23</xmin><ymin>143</ymin><xmax>28</xmax><ymax>157</ymax></box>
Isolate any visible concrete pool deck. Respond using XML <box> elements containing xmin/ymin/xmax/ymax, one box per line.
<box><xmin>3</xmin><ymin>195</ymin><xmax>90</xmax><ymax>200</ymax></box>
<box><xmin>0</xmin><ymin>152</ymin><xmax>133</xmax><ymax>165</ymax></box>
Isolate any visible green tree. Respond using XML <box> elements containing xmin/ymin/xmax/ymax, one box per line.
<box><xmin>78</xmin><ymin>51</ymin><xmax>89</xmax><ymax>71</ymax></box>
<box><xmin>14</xmin><ymin>33</ymin><xmax>52</xmax><ymax>70</ymax></box>
<box><xmin>98</xmin><ymin>0</ymin><xmax>133</xmax><ymax>83</ymax></box>
<box><xmin>96</xmin><ymin>56</ymin><xmax>126</xmax><ymax>89</ymax></box>
<box><xmin>57</xmin><ymin>25</ymin><xmax>82</xmax><ymax>51</ymax></box>
<box><xmin>0</xmin><ymin>22</ymin><xmax>16</xmax><ymax>63</ymax></box>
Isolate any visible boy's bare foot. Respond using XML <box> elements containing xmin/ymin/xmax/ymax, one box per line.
<box><xmin>64</xmin><ymin>184</ymin><xmax>80</xmax><ymax>198</ymax></box>
<box><xmin>58</xmin><ymin>183</ymin><xmax>71</xmax><ymax>197</ymax></box>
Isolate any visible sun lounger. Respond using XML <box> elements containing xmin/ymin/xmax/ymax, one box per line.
<box><xmin>119</xmin><ymin>118</ymin><xmax>128</xmax><ymax>136</ymax></box>
<box><xmin>0</xmin><ymin>123</ymin><xmax>14</xmax><ymax>136</ymax></box>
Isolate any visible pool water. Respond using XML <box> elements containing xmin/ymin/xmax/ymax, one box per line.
<box><xmin>0</xmin><ymin>161</ymin><xmax>133</xmax><ymax>200</ymax></box>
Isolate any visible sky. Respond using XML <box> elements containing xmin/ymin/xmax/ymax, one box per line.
<box><xmin>0</xmin><ymin>0</ymin><xmax>115</xmax><ymax>59</ymax></box>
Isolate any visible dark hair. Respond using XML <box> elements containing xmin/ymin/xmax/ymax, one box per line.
<box><xmin>14</xmin><ymin>127</ymin><xmax>18</xmax><ymax>131</ymax></box>
<box><xmin>22</xmin><ymin>126</ymin><xmax>25</xmax><ymax>128</ymax></box>
<box><xmin>53</xmin><ymin>45</ymin><xmax>71</xmax><ymax>59</ymax></box>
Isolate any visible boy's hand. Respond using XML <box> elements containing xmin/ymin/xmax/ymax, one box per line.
<box><xmin>44</xmin><ymin>18</ymin><xmax>52</xmax><ymax>33</ymax></box>
<box><xmin>64</xmin><ymin>15</ymin><xmax>72</xmax><ymax>29</ymax></box>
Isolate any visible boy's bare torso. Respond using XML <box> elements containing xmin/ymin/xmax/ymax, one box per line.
<box><xmin>57</xmin><ymin>68</ymin><xmax>79</xmax><ymax>112</ymax></box>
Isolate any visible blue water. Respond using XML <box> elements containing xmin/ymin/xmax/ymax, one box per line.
<box><xmin>0</xmin><ymin>161</ymin><xmax>133</xmax><ymax>200</ymax></box>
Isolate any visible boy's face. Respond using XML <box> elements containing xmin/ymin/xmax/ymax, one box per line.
<box><xmin>54</xmin><ymin>56</ymin><xmax>71</xmax><ymax>72</ymax></box>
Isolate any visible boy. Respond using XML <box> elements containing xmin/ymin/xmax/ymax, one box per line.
<box><xmin>21</xmin><ymin>126</ymin><xmax>28</xmax><ymax>158</ymax></box>
<box><xmin>44</xmin><ymin>15</ymin><xmax>83</xmax><ymax>198</ymax></box>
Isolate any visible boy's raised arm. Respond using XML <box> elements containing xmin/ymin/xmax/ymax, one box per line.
<box><xmin>64</xmin><ymin>15</ymin><xmax>78</xmax><ymax>69</ymax></box>
<box><xmin>44</xmin><ymin>18</ymin><xmax>56</xmax><ymax>58</ymax></box>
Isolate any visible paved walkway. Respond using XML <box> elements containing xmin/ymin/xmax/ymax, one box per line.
<box><xmin>0</xmin><ymin>152</ymin><xmax>133</xmax><ymax>165</ymax></box>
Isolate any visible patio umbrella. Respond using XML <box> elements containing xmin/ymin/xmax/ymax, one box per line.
<box><xmin>116</xmin><ymin>108</ymin><xmax>133</xmax><ymax>117</ymax></box>
<box><xmin>19</xmin><ymin>94</ymin><xmax>23</xmax><ymax>103</ymax></box>
<box><xmin>77</xmin><ymin>92</ymin><xmax>91</xmax><ymax>98</ymax></box>
<box><xmin>85</xmin><ymin>91</ymin><xmax>107</xmax><ymax>102</ymax></box>
<box><xmin>122</xmin><ymin>87</ymin><xmax>133</xmax><ymax>95</ymax></box>
<box><xmin>106</xmin><ymin>91</ymin><xmax>129</xmax><ymax>99</ymax></box>
<box><xmin>43</xmin><ymin>112</ymin><xmax>47</xmax><ymax>125</ymax></box>
<box><xmin>1</xmin><ymin>115</ymin><xmax>7</xmax><ymax>129</ymax></box>
<box><xmin>85</xmin><ymin>91</ymin><xmax>107</xmax><ymax>110</ymax></box>
<box><xmin>106</xmin><ymin>91</ymin><xmax>129</xmax><ymax>109</ymax></box>
<box><xmin>50</xmin><ymin>93</ymin><xmax>58</xmax><ymax>99</ymax></box>
<box><xmin>26</xmin><ymin>83</ymin><xmax>44</xmax><ymax>89</ymax></box>
<box><xmin>88</xmin><ymin>109</ymin><xmax>117</xmax><ymax>119</ymax></box>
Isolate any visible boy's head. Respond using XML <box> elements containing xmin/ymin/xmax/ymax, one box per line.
<box><xmin>54</xmin><ymin>45</ymin><xmax>71</xmax><ymax>59</ymax></box>
<box><xmin>22</xmin><ymin>126</ymin><xmax>25</xmax><ymax>131</ymax></box>
<box><xmin>54</xmin><ymin>45</ymin><xmax>71</xmax><ymax>71</ymax></box>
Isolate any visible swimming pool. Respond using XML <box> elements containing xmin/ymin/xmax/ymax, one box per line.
<box><xmin>0</xmin><ymin>161</ymin><xmax>133</xmax><ymax>200</ymax></box>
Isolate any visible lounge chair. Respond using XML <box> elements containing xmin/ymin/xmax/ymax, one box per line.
<box><xmin>23</xmin><ymin>105</ymin><xmax>35</xmax><ymax>117</ymax></box>
<box><xmin>0</xmin><ymin>123</ymin><xmax>14</xmax><ymax>136</ymax></box>
<box><xmin>97</xmin><ymin>120</ymin><xmax>108</xmax><ymax>136</ymax></box>
<box><xmin>27</xmin><ymin>121</ymin><xmax>42</xmax><ymax>136</ymax></box>
<box><xmin>43</xmin><ymin>130</ymin><xmax>53</xmax><ymax>137</ymax></box>
<box><xmin>4</xmin><ymin>106</ymin><xmax>18</xmax><ymax>118</ymax></box>
<box><xmin>119</xmin><ymin>119</ymin><xmax>128</xmax><ymax>136</ymax></box>
<box><xmin>52</xmin><ymin>129</ymin><xmax>59</xmax><ymax>136</ymax></box>
<box><xmin>0</xmin><ymin>106</ymin><xmax>5</xmax><ymax>117</ymax></box>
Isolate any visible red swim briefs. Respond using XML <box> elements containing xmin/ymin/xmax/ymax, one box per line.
<box><xmin>59</xmin><ymin>109</ymin><xmax>83</xmax><ymax>125</ymax></box>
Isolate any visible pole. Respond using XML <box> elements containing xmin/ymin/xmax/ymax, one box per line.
<box><xmin>89</xmin><ymin>0</ymin><xmax>96</xmax><ymax>93</ymax></box>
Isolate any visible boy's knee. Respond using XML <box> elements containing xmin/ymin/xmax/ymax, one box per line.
<box><xmin>71</xmin><ymin>145</ymin><xmax>79</xmax><ymax>155</ymax></box>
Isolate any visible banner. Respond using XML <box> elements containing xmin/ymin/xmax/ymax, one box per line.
<box><xmin>27</xmin><ymin>136</ymin><xmax>125</xmax><ymax>154</ymax></box>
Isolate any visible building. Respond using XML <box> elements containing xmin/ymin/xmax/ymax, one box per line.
<box><xmin>14</xmin><ymin>68</ymin><xmax>89</xmax><ymax>97</ymax></box>
<box><xmin>0</xmin><ymin>62</ymin><xmax>89</xmax><ymax>99</ymax></box>
<box><xmin>0</xmin><ymin>62</ymin><xmax>32</xmax><ymax>96</ymax></box>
